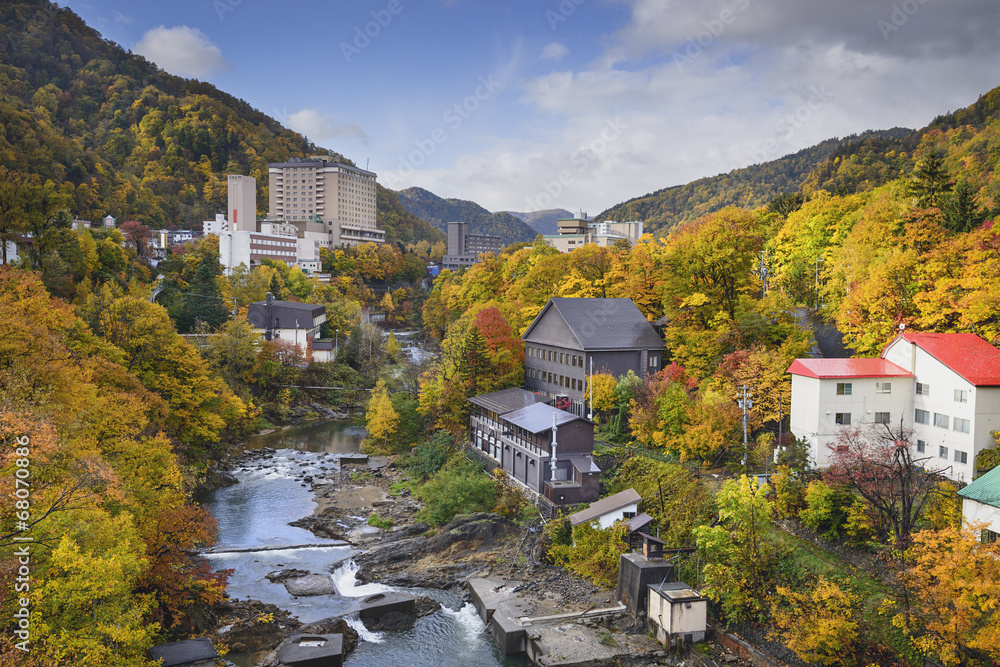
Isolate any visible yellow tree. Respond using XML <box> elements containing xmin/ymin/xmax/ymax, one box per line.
<box><xmin>585</xmin><ymin>372</ymin><xmax>618</xmax><ymax>416</ymax></box>
<box><xmin>892</xmin><ymin>525</ymin><xmax>1000</xmax><ymax>666</ymax></box>
<box><xmin>772</xmin><ymin>578</ymin><xmax>861</xmax><ymax>666</ymax></box>
<box><xmin>365</xmin><ymin>380</ymin><xmax>399</xmax><ymax>451</ymax></box>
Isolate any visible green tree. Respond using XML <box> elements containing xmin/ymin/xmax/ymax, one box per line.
<box><xmin>179</xmin><ymin>255</ymin><xmax>229</xmax><ymax>332</ymax></box>
<box><xmin>908</xmin><ymin>148</ymin><xmax>951</xmax><ymax>208</ymax></box>
<box><xmin>943</xmin><ymin>179</ymin><xmax>985</xmax><ymax>233</ymax></box>
<box><xmin>694</xmin><ymin>475</ymin><xmax>776</xmax><ymax>622</ymax></box>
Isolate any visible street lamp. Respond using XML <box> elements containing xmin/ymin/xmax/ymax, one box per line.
<box><xmin>335</xmin><ymin>328</ymin><xmax>339</xmax><ymax>360</ymax></box>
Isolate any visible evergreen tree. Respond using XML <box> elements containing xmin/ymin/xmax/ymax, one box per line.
<box><xmin>908</xmin><ymin>149</ymin><xmax>951</xmax><ymax>208</ymax></box>
<box><xmin>179</xmin><ymin>257</ymin><xmax>229</xmax><ymax>332</ymax></box>
<box><xmin>943</xmin><ymin>179</ymin><xmax>985</xmax><ymax>233</ymax></box>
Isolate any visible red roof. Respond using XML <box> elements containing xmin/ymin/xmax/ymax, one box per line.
<box><xmin>895</xmin><ymin>333</ymin><xmax>1000</xmax><ymax>386</ymax></box>
<box><xmin>786</xmin><ymin>358</ymin><xmax>912</xmax><ymax>379</ymax></box>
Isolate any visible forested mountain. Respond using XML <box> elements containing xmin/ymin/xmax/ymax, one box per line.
<box><xmin>0</xmin><ymin>0</ymin><xmax>439</xmax><ymax>245</ymax></box>
<box><xmin>505</xmin><ymin>208</ymin><xmax>574</xmax><ymax>235</ymax></box>
<box><xmin>596</xmin><ymin>129</ymin><xmax>914</xmax><ymax>235</ymax></box>
<box><xmin>397</xmin><ymin>186</ymin><xmax>539</xmax><ymax>245</ymax></box>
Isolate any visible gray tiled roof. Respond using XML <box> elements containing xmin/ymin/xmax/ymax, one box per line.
<box><xmin>468</xmin><ymin>387</ymin><xmax>550</xmax><ymax>414</ymax></box>
<box><xmin>526</xmin><ymin>298</ymin><xmax>663</xmax><ymax>350</ymax></box>
<box><xmin>503</xmin><ymin>403</ymin><xmax>584</xmax><ymax>433</ymax></box>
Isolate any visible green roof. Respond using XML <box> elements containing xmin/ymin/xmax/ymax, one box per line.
<box><xmin>958</xmin><ymin>466</ymin><xmax>1000</xmax><ymax>508</ymax></box>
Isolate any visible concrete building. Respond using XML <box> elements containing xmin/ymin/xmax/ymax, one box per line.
<box><xmin>468</xmin><ymin>387</ymin><xmax>599</xmax><ymax>506</ymax></box>
<box><xmin>542</xmin><ymin>212</ymin><xmax>644</xmax><ymax>253</ymax></box>
<box><xmin>788</xmin><ymin>332</ymin><xmax>1000</xmax><ymax>482</ymax></box>
<box><xmin>958</xmin><ymin>466</ymin><xmax>1000</xmax><ymax>542</ymax></box>
<box><xmin>647</xmin><ymin>582</ymin><xmax>708</xmax><ymax>646</ymax></box>
<box><xmin>227</xmin><ymin>174</ymin><xmax>257</xmax><ymax>232</ymax></box>
<box><xmin>207</xmin><ymin>214</ymin><xmax>300</xmax><ymax>274</ymax></box>
<box><xmin>268</xmin><ymin>155</ymin><xmax>385</xmax><ymax>248</ymax></box>
<box><xmin>247</xmin><ymin>296</ymin><xmax>327</xmax><ymax>349</ymax></box>
<box><xmin>442</xmin><ymin>221</ymin><xmax>504</xmax><ymax>270</ymax></box>
<box><xmin>522</xmin><ymin>298</ymin><xmax>663</xmax><ymax>415</ymax></box>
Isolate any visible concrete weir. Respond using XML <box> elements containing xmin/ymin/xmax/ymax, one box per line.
<box><xmin>469</xmin><ymin>579</ymin><xmax>662</xmax><ymax>666</ymax></box>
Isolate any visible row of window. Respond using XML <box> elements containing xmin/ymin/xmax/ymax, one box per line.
<box><xmin>528</xmin><ymin>368</ymin><xmax>582</xmax><ymax>391</ymax></box>
<box><xmin>836</xmin><ymin>381</ymin><xmax>970</xmax><ymax>403</ymax></box>
<box><xmin>527</xmin><ymin>346</ymin><xmax>584</xmax><ymax>368</ymax></box>
<box><xmin>914</xmin><ymin>410</ymin><xmax>970</xmax><ymax>432</ymax></box>
<box><xmin>914</xmin><ymin>440</ymin><xmax>970</xmax><ymax>464</ymax></box>
<box><xmin>833</xmin><ymin>410</ymin><xmax>971</xmax><ymax>434</ymax></box>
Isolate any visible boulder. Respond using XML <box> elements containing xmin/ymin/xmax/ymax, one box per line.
<box><xmin>284</xmin><ymin>574</ymin><xmax>337</xmax><ymax>597</ymax></box>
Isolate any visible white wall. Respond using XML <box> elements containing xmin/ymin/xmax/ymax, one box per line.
<box><xmin>597</xmin><ymin>503</ymin><xmax>638</xmax><ymax>530</ymax></box>
<box><xmin>647</xmin><ymin>590</ymin><xmax>707</xmax><ymax>643</ymax></box>
<box><xmin>962</xmin><ymin>498</ymin><xmax>1000</xmax><ymax>534</ymax></box>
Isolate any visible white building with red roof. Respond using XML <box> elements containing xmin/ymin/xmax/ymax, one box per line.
<box><xmin>788</xmin><ymin>332</ymin><xmax>1000</xmax><ymax>481</ymax></box>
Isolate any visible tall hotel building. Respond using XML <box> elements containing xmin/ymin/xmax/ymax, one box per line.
<box><xmin>268</xmin><ymin>156</ymin><xmax>385</xmax><ymax>248</ymax></box>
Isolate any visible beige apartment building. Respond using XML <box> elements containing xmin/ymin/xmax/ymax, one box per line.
<box><xmin>268</xmin><ymin>155</ymin><xmax>385</xmax><ymax>248</ymax></box>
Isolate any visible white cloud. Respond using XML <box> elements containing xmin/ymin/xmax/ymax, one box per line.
<box><xmin>288</xmin><ymin>109</ymin><xmax>371</xmax><ymax>146</ymax></box>
<box><xmin>540</xmin><ymin>42</ymin><xmax>569</xmax><ymax>60</ymax></box>
<box><xmin>112</xmin><ymin>11</ymin><xmax>130</xmax><ymax>24</ymax></box>
<box><xmin>134</xmin><ymin>26</ymin><xmax>230</xmax><ymax>78</ymax></box>
<box><xmin>386</xmin><ymin>0</ymin><xmax>1000</xmax><ymax>215</ymax></box>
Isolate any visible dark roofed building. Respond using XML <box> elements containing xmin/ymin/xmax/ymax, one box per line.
<box><xmin>523</xmin><ymin>298</ymin><xmax>663</xmax><ymax>415</ymax></box>
<box><xmin>468</xmin><ymin>388</ymin><xmax>599</xmax><ymax>506</ymax></box>
<box><xmin>247</xmin><ymin>294</ymin><xmax>327</xmax><ymax>348</ymax></box>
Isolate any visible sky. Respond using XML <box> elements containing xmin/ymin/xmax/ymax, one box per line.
<box><xmin>61</xmin><ymin>0</ymin><xmax>1000</xmax><ymax>216</ymax></box>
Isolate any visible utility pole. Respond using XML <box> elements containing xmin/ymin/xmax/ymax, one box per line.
<box><xmin>738</xmin><ymin>386</ymin><xmax>752</xmax><ymax>469</ymax></box>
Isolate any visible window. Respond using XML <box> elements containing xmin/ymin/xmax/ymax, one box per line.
<box><xmin>954</xmin><ymin>450</ymin><xmax>968</xmax><ymax>465</ymax></box>
<box><xmin>954</xmin><ymin>418</ymin><xmax>971</xmax><ymax>434</ymax></box>
<box><xmin>939</xmin><ymin>446</ymin><xmax>949</xmax><ymax>459</ymax></box>
<box><xmin>915</xmin><ymin>409</ymin><xmax>930</xmax><ymax>425</ymax></box>
<box><xmin>874</xmin><ymin>412</ymin><xmax>891</xmax><ymax>424</ymax></box>
<box><xmin>835</xmin><ymin>413</ymin><xmax>851</xmax><ymax>425</ymax></box>
<box><xmin>836</xmin><ymin>383</ymin><xmax>852</xmax><ymax>395</ymax></box>
<box><xmin>875</xmin><ymin>382</ymin><xmax>891</xmax><ymax>395</ymax></box>
<box><xmin>916</xmin><ymin>439</ymin><xmax>926</xmax><ymax>453</ymax></box>
<box><xmin>934</xmin><ymin>413</ymin><xmax>949</xmax><ymax>428</ymax></box>
<box><xmin>916</xmin><ymin>382</ymin><xmax>930</xmax><ymax>396</ymax></box>
<box><xmin>649</xmin><ymin>355</ymin><xmax>659</xmax><ymax>368</ymax></box>
<box><xmin>955</xmin><ymin>389</ymin><xmax>969</xmax><ymax>403</ymax></box>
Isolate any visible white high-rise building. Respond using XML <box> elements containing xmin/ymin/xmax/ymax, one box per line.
<box><xmin>268</xmin><ymin>156</ymin><xmax>385</xmax><ymax>247</ymax></box>
<box><xmin>227</xmin><ymin>175</ymin><xmax>257</xmax><ymax>232</ymax></box>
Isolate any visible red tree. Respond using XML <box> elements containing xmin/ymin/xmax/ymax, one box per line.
<box><xmin>827</xmin><ymin>421</ymin><xmax>946</xmax><ymax>549</ymax></box>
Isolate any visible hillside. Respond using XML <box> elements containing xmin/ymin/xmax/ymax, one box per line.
<box><xmin>397</xmin><ymin>187</ymin><xmax>539</xmax><ymax>245</ymax></box>
<box><xmin>0</xmin><ymin>0</ymin><xmax>439</xmax><ymax>245</ymax></box>
<box><xmin>596</xmin><ymin>129</ymin><xmax>914</xmax><ymax>235</ymax></box>
<box><xmin>505</xmin><ymin>208</ymin><xmax>574</xmax><ymax>235</ymax></box>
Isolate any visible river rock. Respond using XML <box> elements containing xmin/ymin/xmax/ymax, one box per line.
<box><xmin>265</xmin><ymin>568</ymin><xmax>310</xmax><ymax>584</ymax></box>
<box><xmin>284</xmin><ymin>574</ymin><xmax>337</xmax><ymax>597</ymax></box>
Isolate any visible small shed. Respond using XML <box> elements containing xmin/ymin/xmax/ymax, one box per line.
<box><xmin>625</xmin><ymin>513</ymin><xmax>655</xmax><ymax>550</ymax></box>
<box><xmin>647</xmin><ymin>582</ymin><xmax>708</xmax><ymax>645</ymax></box>
<box><xmin>568</xmin><ymin>488</ymin><xmax>641</xmax><ymax>530</ymax></box>
<box><xmin>639</xmin><ymin>532</ymin><xmax>665</xmax><ymax>560</ymax></box>
<box><xmin>148</xmin><ymin>638</ymin><xmax>220</xmax><ymax>667</ymax></box>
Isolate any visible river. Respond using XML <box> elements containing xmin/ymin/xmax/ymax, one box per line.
<box><xmin>203</xmin><ymin>419</ymin><xmax>527</xmax><ymax>667</ymax></box>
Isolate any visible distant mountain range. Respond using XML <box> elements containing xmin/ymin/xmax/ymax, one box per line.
<box><xmin>504</xmin><ymin>209</ymin><xmax>575</xmax><ymax>236</ymax></box>
<box><xmin>395</xmin><ymin>187</ymin><xmax>540</xmax><ymax>245</ymax></box>
<box><xmin>595</xmin><ymin>129</ymin><xmax>916</xmax><ymax>236</ymax></box>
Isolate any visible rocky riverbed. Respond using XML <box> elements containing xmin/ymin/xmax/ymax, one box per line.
<box><xmin>203</xmin><ymin>447</ymin><xmax>707</xmax><ymax>666</ymax></box>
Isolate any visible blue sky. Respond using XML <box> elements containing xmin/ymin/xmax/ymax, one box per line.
<box><xmin>62</xmin><ymin>0</ymin><xmax>1000</xmax><ymax>214</ymax></box>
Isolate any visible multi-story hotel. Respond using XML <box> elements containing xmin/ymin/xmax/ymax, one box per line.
<box><xmin>442</xmin><ymin>221</ymin><xmax>504</xmax><ymax>270</ymax></box>
<box><xmin>268</xmin><ymin>155</ymin><xmax>385</xmax><ymax>248</ymax></box>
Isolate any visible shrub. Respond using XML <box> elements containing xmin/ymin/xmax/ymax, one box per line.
<box><xmin>407</xmin><ymin>430</ymin><xmax>455</xmax><ymax>479</ymax></box>
<box><xmin>367</xmin><ymin>513</ymin><xmax>393</xmax><ymax>530</ymax></box>
<box><xmin>416</xmin><ymin>455</ymin><xmax>496</xmax><ymax>525</ymax></box>
<box><xmin>800</xmin><ymin>480</ymin><xmax>854</xmax><ymax>540</ymax></box>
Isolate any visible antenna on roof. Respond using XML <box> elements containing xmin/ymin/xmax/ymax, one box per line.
<box><xmin>899</xmin><ymin>323</ymin><xmax>906</xmax><ymax>331</ymax></box>
<box><xmin>366</xmin><ymin>158</ymin><xmax>370</xmax><ymax>170</ymax></box>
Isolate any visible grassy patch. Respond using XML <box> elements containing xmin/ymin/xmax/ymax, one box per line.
<box><xmin>367</xmin><ymin>512</ymin><xmax>393</xmax><ymax>530</ymax></box>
